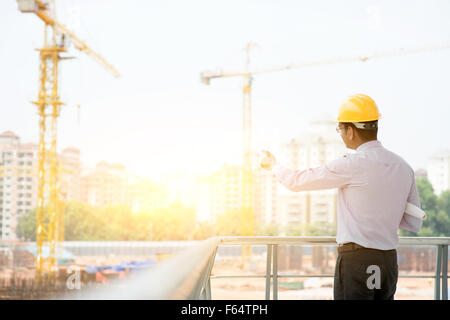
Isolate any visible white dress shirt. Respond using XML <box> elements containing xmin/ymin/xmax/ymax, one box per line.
<box><xmin>272</xmin><ymin>140</ymin><xmax>422</xmax><ymax>250</ymax></box>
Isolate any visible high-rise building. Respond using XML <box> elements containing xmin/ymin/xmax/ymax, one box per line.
<box><xmin>0</xmin><ymin>131</ymin><xmax>38</xmax><ymax>240</ymax></box>
<box><xmin>79</xmin><ymin>161</ymin><xmax>170</xmax><ymax>211</ymax></box>
<box><xmin>199</xmin><ymin>159</ymin><xmax>278</xmax><ymax>226</ymax></box>
<box><xmin>80</xmin><ymin>161</ymin><xmax>128</xmax><ymax>207</ymax></box>
<box><xmin>254</xmin><ymin>166</ymin><xmax>278</xmax><ymax>226</ymax></box>
<box><xmin>427</xmin><ymin>149</ymin><xmax>450</xmax><ymax>195</ymax></box>
<box><xmin>207</xmin><ymin>164</ymin><xmax>242</xmax><ymax>220</ymax></box>
<box><xmin>59</xmin><ymin>147</ymin><xmax>82</xmax><ymax>202</ymax></box>
<box><xmin>414</xmin><ymin>168</ymin><xmax>427</xmax><ymax>179</ymax></box>
<box><xmin>0</xmin><ymin>130</ymin><xmax>174</xmax><ymax>239</ymax></box>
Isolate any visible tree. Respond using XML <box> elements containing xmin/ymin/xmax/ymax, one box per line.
<box><xmin>284</xmin><ymin>222</ymin><xmax>336</xmax><ymax>236</ymax></box>
<box><xmin>192</xmin><ymin>220</ymin><xmax>217</xmax><ymax>240</ymax></box>
<box><xmin>255</xmin><ymin>223</ymin><xmax>281</xmax><ymax>236</ymax></box>
<box><xmin>401</xmin><ymin>178</ymin><xmax>436</xmax><ymax>236</ymax></box>
<box><xmin>16</xmin><ymin>208</ymin><xmax>36</xmax><ymax>241</ymax></box>
<box><xmin>400</xmin><ymin>178</ymin><xmax>450</xmax><ymax>237</ymax></box>
<box><xmin>145</xmin><ymin>202</ymin><xmax>197</xmax><ymax>240</ymax></box>
<box><xmin>285</xmin><ymin>223</ymin><xmax>303</xmax><ymax>236</ymax></box>
<box><xmin>16</xmin><ymin>200</ymin><xmax>201</xmax><ymax>241</ymax></box>
<box><xmin>214</xmin><ymin>209</ymin><xmax>241</xmax><ymax>236</ymax></box>
<box><xmin>64</xmin><ymin>201</ymin><xmax>103</xmax><ymax>240</ymax></box>
<box><xmin>434</xmin><ymin>190</ymin><xmax>450</xmax><ymax>236</ymax></box>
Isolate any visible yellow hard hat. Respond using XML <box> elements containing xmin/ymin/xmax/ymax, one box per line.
<box><xmin>337</xmin><ymin>94</ymin><xmax>381</xmax><ymax>122</ymax></box>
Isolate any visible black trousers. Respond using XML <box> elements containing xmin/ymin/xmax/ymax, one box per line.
<box><xmin>334</xmin><ymin>247</ymin><xmax>398</xmax><ymax>300</ymax></box>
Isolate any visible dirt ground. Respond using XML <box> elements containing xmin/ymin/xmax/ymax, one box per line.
<box><xmin>210</xmin><ymin>278</ymin><xmax>436</xmax><ymax>300</ymax></box>
<box><xmin>209</xmin><ymin>255</ymin><xmax>439</xmax><ymax>300</ymax></box>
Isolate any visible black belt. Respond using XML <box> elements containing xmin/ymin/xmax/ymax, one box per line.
<box><xmin>337</xmin><ymin>242</ymin><xmax>366</xmax><ymax>254</ymax></box>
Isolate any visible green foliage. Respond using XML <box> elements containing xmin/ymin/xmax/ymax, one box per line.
<box><xmin>284</xmin><ymin>223</ymin><xmax>303</xmax><ymax>236</ymax></box>
<box><xmin>255</xmin><ymin>223</ymin><xmax>281</xmax><ymax>236</ymax></box>
<box><xmin>64</xmin><ymin>201</ymin><xmax>105</xmax><ymax>241</ymax></box>
<box><xmin>192</xmin><ymin>220</ymin><xmax>216</xmax><ymax>240</ymax></box>
<box><xmin>144</xmin><ymin>202</ymin><xmax>196</xmax><ymax>240</ymax></box>
<box><xmin>16</xmin><ymin>201</ymin><xmax>198</xmax><ymax>241</ymax></box>
<box><xmin>400</xmin><ymin>178</ymin><xmax>450</xmax><ymax>237</ymax></box>
<box><xmin>16</xmin><ymin>208</ymin><xmax>37</xmax><ymax>241</ymax></box>
<box><xmin>284</xmin><ymin>222</ymin><xmax>336</xmax><ymax>236</ymax></box>
<box><xmin>214</xmin><ymin>209</ymin><xmax>242</xmax><ymax>236</ymax></box>
<box><xmin>303</xmin><ymin>222</ymin><xmax>336</xmax><ymax>236</ymax></box>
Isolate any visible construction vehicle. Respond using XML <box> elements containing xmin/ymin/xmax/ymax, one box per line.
<box><xmin>16</xmin><ymin>0</ymin><xmax>119</xmax><ymax>288</ymax></box>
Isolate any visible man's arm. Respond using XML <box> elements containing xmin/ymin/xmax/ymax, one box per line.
<box><xmin>271</xmin><ymin>155</ymin><xmax>355</xmax><ymax>192</ymax></box>
<box><xmin>399</xmin><ymin>176</ymin><xmax>423</xmax><ymax>233</ymax></box>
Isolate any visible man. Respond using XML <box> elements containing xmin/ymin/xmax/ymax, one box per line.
<box><xmin>260</xmin><ymin>93</ymin><xmax>423</xmax><ymax>300</ymax></box>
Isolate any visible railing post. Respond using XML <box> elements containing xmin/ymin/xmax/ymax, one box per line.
<box><xmin>442</xmin><ymin>245</ymin><xmax>448</xmax><ymax>300</ymax></box>
<box><xmin>273</xmin><ymin>244</ymin><xmax>278</xmax><ymax>300</ymax></box>
<box><xmin>265</xmin><ymin>244</ymin><xmax>272</xmax><ymax>300</ymax></box>
<box><xmin>194</xmin><ymin>245</ymin><xmax>218</xmax><ymax>300</ymax></box>
<box><xmin>435</xmin><ymin>245</ymin><xmax>442</xmax><ymax>300</ymax></box>
<box><xmin>205</xmin><ymin>278</ymin><xmax>212</xmax><ymax>300</ymax></box>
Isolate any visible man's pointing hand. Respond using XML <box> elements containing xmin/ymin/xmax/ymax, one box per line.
<box><xmin>260</xmin><ymin>150</ymin><xmax>277</xmax><ymax>171</ymax></box>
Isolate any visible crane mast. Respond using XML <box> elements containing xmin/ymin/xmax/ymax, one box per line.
<box><xmin>241</xmin><ymin>43</ymin><xmax>257</xmax><ymax>265</ymax></box>
<box><xmin>33</xmin><ymin>1</ymin><xmax>64</xmax><ymax>287</ymax></box>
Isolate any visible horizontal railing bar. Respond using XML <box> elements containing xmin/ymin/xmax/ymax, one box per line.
<box><xmin>211</xmin><ymin>275</ymin><xmax>334</xmax><ymax>279</ymax></box>
<box><xmin>211</xmin><ymin>275</ymin><xmax>269</xmax><ymax>279</ymax></box>
<box><xmin>210</xmin><ymin>275</ymin><xmax>438</xmax><ymax>279</ymax></box>
<box><xmin>218</xmin><ymin>236</ymin><xmax>450</xmax><ymax>246</ymax></box>
<box><xmin>399</xmin><ymin>275</ymin><xmax>438</xmax><ymax>278</ymax></box>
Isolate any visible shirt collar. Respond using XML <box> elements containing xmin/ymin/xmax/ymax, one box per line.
<box><xmin>356</xmin><ymin>140</ymin><xmax>382</xmax><ymax>152</ymax></box>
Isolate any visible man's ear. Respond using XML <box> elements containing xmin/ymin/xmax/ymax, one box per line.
<box><xmin>347</xmin><ymin>125</ymin><xmax>354</xmax><ymax>140</ymax></box>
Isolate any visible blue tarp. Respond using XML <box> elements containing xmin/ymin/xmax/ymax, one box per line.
<box><xmin>85</xmin><ymin>260</ymin><xmax>157</xmax><ymax>274</ymax></box>
<box><xmin>86</xmin><ymin>265</ymin><xmax>99</xmax><ymax>274</ymax></box>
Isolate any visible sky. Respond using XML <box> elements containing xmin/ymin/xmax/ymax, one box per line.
<box><xmin>1</xmin><ymin>0</ymin><xmax>450</xmax><ymax>181</ymax></box>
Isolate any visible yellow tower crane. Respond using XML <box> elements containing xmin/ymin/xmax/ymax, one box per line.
<box><xmin>200</xmin><ymin>41</ymin><xmax>450</xmax><ymax>264</ymax></box>
<box><xmin>17</xmin><ymin>0</ymin><xmax>119</xmax><ymax>288</ymax></box>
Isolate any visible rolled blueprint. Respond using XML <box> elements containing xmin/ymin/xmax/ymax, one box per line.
<box><xmin>405</xmin><ymin>202</ymin><xmax>427</xmax><ymax>220</ymax></box>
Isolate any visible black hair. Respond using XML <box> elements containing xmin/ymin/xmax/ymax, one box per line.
<box><xmin>343</xmin><ymin>120</ymin><xmax>378</xmax><ymax>141</ymax></box>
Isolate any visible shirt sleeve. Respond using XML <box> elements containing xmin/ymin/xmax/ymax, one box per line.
<box><xmin>272</xmin><ymin>155</ymin><xmax>355</xmax><ymax>192</ymax></box>
<box><xmin>399</xmin><ymin>176</ymin><xmax>423</xmax><ymax>233</ymax></box>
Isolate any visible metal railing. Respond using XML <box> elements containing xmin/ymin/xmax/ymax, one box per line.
<box><xmin>206</xmin><ymin>236</ymin><xmax>449</xmax><ymax>300</ymax></box>
<box><xmin>61</xmin><ymin>237</ymin><xmax>219</xmax><ymax>299</ymax></box>
<box><xmin>59</xmin><ymin>236</ymin><xmax>449</xmax><ymax>300</ymax></box>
